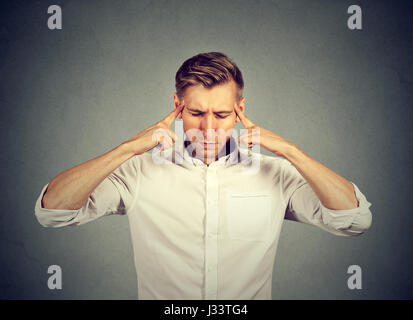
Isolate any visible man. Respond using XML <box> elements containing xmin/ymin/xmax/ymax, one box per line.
<box><xmin>35</xmin><ymin>52</ymin><xmax>373</xmax><ymax>299</ymax></box>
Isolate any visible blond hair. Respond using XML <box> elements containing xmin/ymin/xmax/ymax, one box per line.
<box><xmin>175</xmin><ymin>52</ymin><xmax>244</xmax><ymax>103</ymax></box>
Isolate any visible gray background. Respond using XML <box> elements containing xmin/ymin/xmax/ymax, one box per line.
<box><xmin>0</xmin><ymin>0</ymin><xmax>412</xmax><ymax>299</ymax></box>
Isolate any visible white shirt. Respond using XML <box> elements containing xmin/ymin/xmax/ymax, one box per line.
<box><xmin>34</xmin><ymin>140</ymin><xmax>373</xmax><ymax>300</ymax></box>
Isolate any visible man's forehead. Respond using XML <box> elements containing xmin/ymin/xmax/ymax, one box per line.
<box><xmin>183</xmin><ymin>82</ymin><xmax>237</xmax><ymax>112</ymax></box>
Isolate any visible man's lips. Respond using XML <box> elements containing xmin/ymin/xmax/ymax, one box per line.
<box><xmin>202</xmin><ymin>142</ymin><xmax>217</xmax><ymax>149</ymax></box>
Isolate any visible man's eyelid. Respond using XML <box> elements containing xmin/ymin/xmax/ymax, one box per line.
<box><xmin>215</xmin><ymin>111</ymin><xmax>233</xmax><ymax>117</ymax></box>
<box><xmin>214</xmin><ymin>111</ymin><xmax>232</xmax><ymax>115</ymax></box>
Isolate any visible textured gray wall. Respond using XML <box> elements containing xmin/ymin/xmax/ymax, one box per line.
<box><xmin>0</xmin><ymin>0</ymin><xmax>412</xmax><ymax>299</ymax></box>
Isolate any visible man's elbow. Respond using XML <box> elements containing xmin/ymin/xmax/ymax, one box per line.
<box><xmin>34</xmin><ymin>195</ymin><xmax>81</xmax><ymax>228</ymax></box>
<box><xmin>342</xmin><ymin>210</ymin><xmax>373</xmax><ymax>236</ymax></box>
<box><xmin>42</xmin><ymin>190</ymin><xmax>84</xmax><ymax>211</ymax></box>
<box><xmin>41</xmin><ymin>190</ymin><xmax>63</xmax><ymax>210</ymax></box>
<box><xmin>34</xmin><ymin>210</ymin><xmax>55</xmax><ymax>228</ymax></box>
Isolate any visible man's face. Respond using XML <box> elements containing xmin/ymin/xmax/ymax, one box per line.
<box><xmin>173</xmin><ymin>80</ymin><xmax>245</xmax><ymax>164</ymax></box>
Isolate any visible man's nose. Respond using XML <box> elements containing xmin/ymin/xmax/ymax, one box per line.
<box><xmin>201</xmin><ymin>114</ymin><xmax>215</xmax><ymax>130</ymax></box>
<box><xmin>200</xmin><ymin>114</ymin><xmax>217</xmax><ymax>139</ymax></box>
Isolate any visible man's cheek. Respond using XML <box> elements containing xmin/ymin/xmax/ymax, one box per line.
<box><xmin>226</xmin><ymin>115</ymin><xmax>236</xmax><ymax>128</ymax></box>
<box><xmin>182</xmin><ymin>118</ymin><xmax>198</xmax><ymax>131</ymax></box>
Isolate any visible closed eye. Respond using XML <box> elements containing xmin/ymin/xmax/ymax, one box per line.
<box><xmin>189</xmin><ymin>112</ymin><xmax>231</xmax><ymax>119</ymax></box>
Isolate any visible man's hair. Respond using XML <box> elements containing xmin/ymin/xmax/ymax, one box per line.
<box><xmin>175</xmin><ymin>52</ymin><xmax>244</xmax><ymax>103</ymax></box>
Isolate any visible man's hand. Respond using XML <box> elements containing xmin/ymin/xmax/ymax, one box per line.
<box><xmin>234</xmin><ymin>105</ymin><xmax>295</xmax><ymax>158</ymax></box>
<box><xmin>124</xmin><ymin>104</ymin><xmax>184</xmax><ymax>155</ymax></box>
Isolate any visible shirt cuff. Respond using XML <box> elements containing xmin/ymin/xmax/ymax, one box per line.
<box><xmin>319</xmin><ymin>182</ymin><xmax>373</xmax><ymax>235</ymax></box>
<box><xmin>34</xmin><ymin>183</ymin><xmax>79</xmax><ymax>227</ymax></box>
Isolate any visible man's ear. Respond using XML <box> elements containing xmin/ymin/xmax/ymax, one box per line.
<box><xmin>173</xmin><ymin>93</ymin><xmax>183</xmax><ymax>119</ymax></box>
<box><xmin>235</xmin><ymin>97</ymin><xmax>245</xmax><ymax>123</ymax></box>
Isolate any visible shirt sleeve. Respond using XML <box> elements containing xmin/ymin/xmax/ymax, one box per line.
<box><xmin>281</xmin><ymin>159</ymin><xmax>373</xmax><ymax>236</ymax></box>
<box><xmin>34</xmin><ymin>156</ymin><xmax>140</xmax><ymax>228</ymax></box>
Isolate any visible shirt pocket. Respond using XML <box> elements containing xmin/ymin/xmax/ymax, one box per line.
<box><xmin>225</xmin><ymin>193</ymin><xmax>272</xmax><ymax>241</ymax></box>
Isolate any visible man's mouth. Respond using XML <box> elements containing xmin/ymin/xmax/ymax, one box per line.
<box><xmin>202</xmin><ymin>142</ymin><xmax>217</xmax><ymax>149</ymax></box>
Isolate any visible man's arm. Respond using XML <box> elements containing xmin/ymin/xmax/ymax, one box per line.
<box><xmin>234</xmin><ymin>105</ymin><xmax>372</xmax><ymax>235</ymax></box>
<box><xmin>42</xmin><ymin>143</ymin><xmax>135</xmax><ymax>210</ymax></box>
<box><xmin>35</xmin><ymin>157</ymin><xmax>137</xmax><ymax>227</ymax></box>
<box><xmin>234</xmin><ymin>104</ymin><xmax>359</xmax><ymax>210</ymax></box>
<box><xmin>280</xmin><ymin>144</ymin><xmax>358</xmax><ymax>210</ymax></box>
<box><xmin>281</xmin><ymin>158</ymin><xmax>372</xmax><ymax>236</ymax></box>
<box><xmin>42</xmin><ymin>104</ymin><xmax>184</xmax><ymax>211</ymax></box>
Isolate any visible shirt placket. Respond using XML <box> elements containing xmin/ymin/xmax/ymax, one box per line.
<box><xmin>204</xmin><ymin>165</ymin><xmax>219</xmax><ymax>299</ymax></box>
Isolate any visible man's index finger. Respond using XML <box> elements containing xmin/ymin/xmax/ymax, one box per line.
<box><xmin>164</xmin><ymin>104</ymin><xmax>184</xmax><ymax>125</ymax></box>
<box><xmin>234</xmin><ymin>104</ymin><xmax>253</xmax><ymax>128</ymax></box>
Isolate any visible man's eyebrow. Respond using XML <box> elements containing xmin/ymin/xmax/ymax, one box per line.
<box><xmin>187</xmin><ymin>107</ymin><xmax>204</xmax><ymax>112</ymax></box>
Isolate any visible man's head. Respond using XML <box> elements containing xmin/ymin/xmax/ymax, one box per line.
<box><xmin>173</xmin><ymin>52</ymin><xmax>246</xmax><ymax>164</ymax></box>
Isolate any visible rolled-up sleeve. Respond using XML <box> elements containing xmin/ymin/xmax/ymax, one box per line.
<box><xmin>34</xmin><ymin>156</ymin><xmax>140</xmax><ymax>228</ymax></box>
<box><xmin>281</xmin><ymin>160</ymin><xmax>373</xmax><ymax>236</ymax></box>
